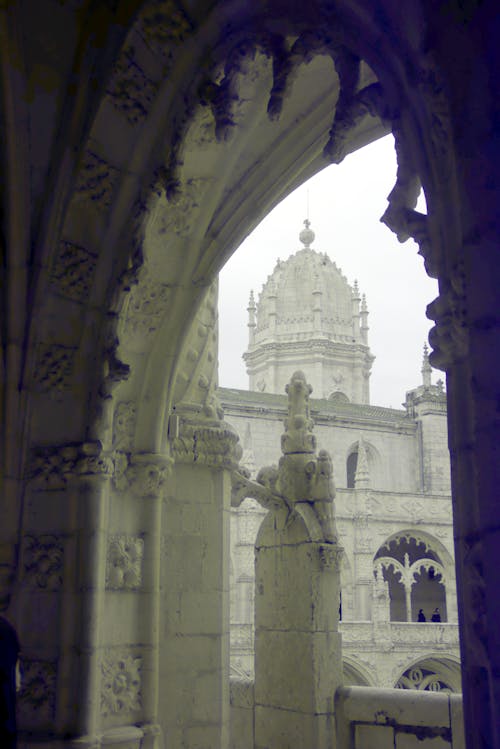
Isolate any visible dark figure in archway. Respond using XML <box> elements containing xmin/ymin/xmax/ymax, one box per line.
<box><xmin>418</xmin><ymin>609</ymin><xmax>426</xmax><ymax>622</ymax></box>
<box><xmin>431</xmin><ymin>608</ymin><xmax>441</xmax><ymax>623</ymax></box>
<box><xmin>0</xmin><ymin>617</ymin><xmax>20</xmax><ymax>749</ymax></box>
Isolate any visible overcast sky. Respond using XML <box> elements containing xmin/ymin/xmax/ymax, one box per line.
<box><xmin>218</xmin><ymin>134</ymin><xmax>440</xmax><ymax>409</ymax></box>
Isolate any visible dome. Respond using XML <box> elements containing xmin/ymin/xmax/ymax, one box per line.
<box><xmin>254</xmin><ymin>236</ymin><xmax>356</xmax><ymax>345</ymax></box>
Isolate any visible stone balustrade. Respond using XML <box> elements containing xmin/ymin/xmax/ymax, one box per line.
<box><xmin>335</xmin><ymin>686</ymin><xmax>464</xmax><ymax>749</ymax></box>
<box><xmin>339</xmin><ymin>621</ymin><xmax>460</xmax><ymax>647</ymax></box>
<box><xmin>230</xmin><ymin>682</ymin><xmax>464</xmax><ymax>749</ymax></box>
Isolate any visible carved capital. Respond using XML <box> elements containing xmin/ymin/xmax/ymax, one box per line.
<box><xmin>171</xmin><ymin>415</ymin><xmax>242</xmax><ymax>470</ymax></box>
<box><xmin>113</xmin><ymin>452</ymin><xmax>171</xmax><ymax>496</ymax></box>
<box><xmin>28</xmin><ymin>442</ymin><xmax>114</xmax><ymax>488</ymax></box>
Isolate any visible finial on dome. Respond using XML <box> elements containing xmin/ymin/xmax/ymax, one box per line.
<box><xmin>299</xmin><ymin>219</ymin><xmax>315</xmax><ymax>249</ymax></box>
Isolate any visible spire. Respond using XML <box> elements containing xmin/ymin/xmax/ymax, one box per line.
<box><xmin>299</xmin><ymin>218</ymin><xmax>315</xmax><ymax>249</ymax></box>
<box><xmin>247</xmin><ymin>290</ymin><xmax>256</xmax><ymax>345</ymax></box>
<box><xmin>360</xmin><ymin>293</ymin><xmax>369</xmax><ymax>344</ymax></box>
<box><xmin>422</xmin><ymin>343</ymin><xmax>432</xmax><ymax>387</ymax></box>
<box><xmin>354</xmin><ymin>435</ymin><xmax>370</xmax><ymax>489</ymax></box>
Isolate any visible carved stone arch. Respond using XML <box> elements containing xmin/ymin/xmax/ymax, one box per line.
<box><xmin>342</xmin><ymin>656</ymin><xmax>374</xmax><ymax>687</ymax></box>
<box><xmin>378</xmin><ymin>528</ymin><xmax>455</xmax><ymax>574</ymax></box>
<box><xmin>394</xmin><ymin>654</ymin><xmax>462</xmax><ymax>694</ymax></box>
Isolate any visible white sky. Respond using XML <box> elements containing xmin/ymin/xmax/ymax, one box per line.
<box><xmin>218</xmin><ymin>134</ymin><xmax>440</xmax><ymax>408</ymax></box>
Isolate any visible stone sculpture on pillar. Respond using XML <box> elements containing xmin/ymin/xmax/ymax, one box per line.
<box><xmin>232</xmin><ymin>371</ymin><xmax>342</xmax><ymax>749</ymax></box>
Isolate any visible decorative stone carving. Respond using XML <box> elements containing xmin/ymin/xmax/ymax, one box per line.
<box><xmin>396</xmin><ymin>666</ymin><xmax>452</xmax><ymax>692</ymax></box>
<box><xmin>18</xmin><ymin>659</ymin><xmax>57</xmax><ymax>723</ymax></box>
<box><xmin>136</xmin><ymin>0</ymin><xmax>193</xmax><ymax>60</ymax></box>
<box><xmin>122</xmin><ymin>270</ymin><xmax>170</xmax><ymax>344</ymax></box>
<box><xmin>113</xmin><ymin>453</ymin><xmax>171</xmax><ymax>496</ymax></box>
<box><xmin>156</xmin><ymin>178</ymin><xmax>212</xmax><ymax>237</ymax></box>
<box><xmin>101</xmin><ymin>650</ymin><xmax>142</xmax><ymax>716</ymax></box>
<box><xmin>113</xmin><ymin>401</ymin><xmax>137</xmax><ymax>450</ymax></box>
<box><xmin>74</xmin><ymin>150</ymin><xmax>120</xmax><ymax>209</ymax></box>
<box><xmin>32</xmin><ymin>344</ymin><xmax>76</xmax><ymax>391</ymax></box>
<box><xmin>28</xmin><ymin>442</ymin><xmax>114</xmax><ymax>489</ymax></box>
<box><xmin>106</xmin><ymin>535</ymin><xmax>144</xmax><ymax>590</ymax></box>
<box><xmin>50</xmin><ymin>240</ymin><xmax>98</xmax><ymax>302</ymax></box>
<box><xmin>172</xmin><ymin>419</ymin><xmax>242</xmax><ymax>470</ymax></box>
<box><xmin>427</xmin><ymin>262</ymin><xmax>468</xmax><ymax>370</ymax></box>
<box><xmin>106</xmin><ymin>47</ymin><xmax>158</xmax><ymax>124</ymax></box>
<box><xmin>23</xmin><ymin>535</ymin><xmax>63</xmax><ymax>590</ymax></box>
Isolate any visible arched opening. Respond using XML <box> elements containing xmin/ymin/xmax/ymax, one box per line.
<box><xmin>374</xmin><ymin>534</ymin><xmax>448</xmax><ymax>623</ymax></box>
<box><xmin>395</xmin><ymin>656</ymin><xmax>462</xmax><ymax>693</ymax></box>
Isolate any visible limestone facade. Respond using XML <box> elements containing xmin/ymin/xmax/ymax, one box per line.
<box><xmin>224</xmin><ymin>238</ymin><xmax>459</xmax><ymax>692</ymax></box>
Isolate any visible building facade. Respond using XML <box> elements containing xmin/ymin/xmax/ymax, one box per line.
<box><xmin>223</xmin><ymin>225</ymin><xmax>460</xmax><ymax>691</ymax></box>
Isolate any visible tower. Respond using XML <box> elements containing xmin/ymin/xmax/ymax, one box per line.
<box><xmin>243</xmin><ymin>221</ymin><xmax>375</xmax><ymax>403</ymax></box>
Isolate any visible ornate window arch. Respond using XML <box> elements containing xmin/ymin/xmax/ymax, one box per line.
<box><xmin>374</xmin><ymin>532</ymin><xmax>448</xmax><ymax>623</ymax></box>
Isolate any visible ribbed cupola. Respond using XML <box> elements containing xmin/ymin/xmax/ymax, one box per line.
<box><xmin>243</xmin><ymin>221</ymin><xmax>374</xmax><ymax>403</ymax></box>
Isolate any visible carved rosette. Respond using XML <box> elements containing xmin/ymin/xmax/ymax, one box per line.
<box><xmin>113</xmin><ymin>453</ymin><xmax>171</xmax><ymax>497</ymax></box>
<box><xmin>23</xmin><ymin>534</ymin><xmax>63</xmax><ymax>590</ymax></box>
<box><xmin>18</xmin><ymin>659</ymin><xmax>57</xmax><ymax>725</ymax></box>
<box><xmin>28</xmin><ymin>442</ymin><xmax>114</xmax><ymax>489</ymax></box>
<box><xmin>106</xmin><ymin>535</ymin><xmax>144</xmax><ymax>590</ymax></box>
<box><xmin>50</xmin><ymin>240</ymin><xmax>98</xmax><ymax>302</ymax></box>
<box><xmin>101</xmin><ymin>650</ymin><xmax>142</xmax><ymax>717</ymax></box>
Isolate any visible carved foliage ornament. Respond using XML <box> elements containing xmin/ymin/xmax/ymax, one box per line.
<box><xmin>29</xmin><ymin>442</ymin><xmax>114</xmax><ymax>489</ymax></box>
<box><xmin>32</xmin><ymin>344</ymin><xmax>76</xmax><ymax>392</ymax></box>
<box><xmin>18</xmin><ymin>659</ymin><xmax>57</xmax><ymax>725</ymax></box>
<box><xmin>122</xmin><ymin>270</ymin><xmax>170</xmax><ymax>344</ymax></box>
<box><xmin>23</xmin><ymin>535</ymin><xmax>63</xmax><ymax>590</ymax></box>
<box><xmin>106</xmin><ymin>46</ymin><xmax>158</xmax><ymax>124</ymax></box>
<box><xmin>50</xmin><ymin>240</ymin><xmax>98</xmax><ymax>302</ymax></box>
<box><xmin>106</xmin><ymin>535</ymin><xmax>144</xmax><ymax>590</ymax></box>
<box><xmin>113</xmin><ymin>453</ymin><xmax>171</xmax><ymax>496</ymax></box>
<box><xmin>74</xmin><ymin>150</ymin><xmax>120</xmax><ymax>209</ymax></box>
<box><xmin>172</xmin><ymin>420</ymin><xmax>242</xmax><ymax>470</ymax></box>
<box><xmin>113</xmin><ymin>401</ymin><xmax>137</xmax><ymax>450</ymax></box>
<box><xmin>101</xmin><ymin>650</ymin><xmax>142</xmax><ymax>716</ymax></box>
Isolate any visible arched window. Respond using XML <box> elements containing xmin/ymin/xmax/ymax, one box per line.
<box><xmin>374</xmin><ymin>534</ymin><xmax>447</xmax><ymax>622</ymax></box>
<box><xmin>395</xmin><ymin>657</ymin><xmax>461</xmax><ymax>693</ymax></box>
<box><xmin>346</xmin><ymin>450</ymin><xmax>358</xmax><ymax>488</ymax></box>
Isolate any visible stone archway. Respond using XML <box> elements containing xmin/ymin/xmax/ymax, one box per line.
<box><xmin>2</xmin><ymin>2</ymin><xmax>498</xmax><ymax>748</ymax></box>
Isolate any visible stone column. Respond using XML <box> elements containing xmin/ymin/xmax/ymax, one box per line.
<box><xmin>163</xmin><ymin>411</ymin><xmax>241</xmax><ymax>749</ymax></box>
<box><xmin>233</xmin><ymin>372</ymin><xmax>342</xmax><ymax>749</ymax></box>
<box><xmin>16</xmin><ymin>442</ymin><xmax>114</xmax><ymax>746</ymax></box>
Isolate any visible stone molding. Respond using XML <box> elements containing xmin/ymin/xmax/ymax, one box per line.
<box><xmin>22</xmin><ymin>534</ymin><xmax>64</xmax><ymax>590</ymax></box>
<box><xmin>106</xmin><ymin>535</ymin><xmax>144</xmax><ymax>590</ymax></box>
<box><xmin>28</xmin><ymin>442</ymin><xmax>114</xmax><ymax>489</ymax></box>
<box><xmin>101</xmin><ymin>649</ymin><xmax>142</xmax><ymax>717</ymax></box>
